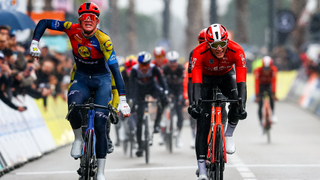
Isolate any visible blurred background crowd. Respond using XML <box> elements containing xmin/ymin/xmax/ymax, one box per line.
<box><xmin>1</xmin><ymin>0</ymin><xmax>320</xmax><ymax>111</ymax></box>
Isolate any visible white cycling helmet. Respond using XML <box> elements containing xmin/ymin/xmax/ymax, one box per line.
<box><xmin>137</xmin><ymin>51</ymin><xmax>152</xmax><ymax>64</ymax></box>
<box><xmin>166</xmin><ymin>51</ymin><xmax>179</xmax><ymax>62</ymax></box>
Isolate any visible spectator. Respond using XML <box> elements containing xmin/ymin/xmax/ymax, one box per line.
<box><xmin>0</xmin><ymin>52</ymin><xmax>26</xmax><ymax>112</ymax></box>
<box><xmin>0</xmin><ymin>34</ymin><xmax>7</xmax><ymax>52</ymax></box>
<box><xmin>0</xmin><ymin>25</ymin><xmax>10</xmax><ymax>39</ymax></box>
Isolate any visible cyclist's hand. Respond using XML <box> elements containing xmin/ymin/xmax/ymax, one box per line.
<box><xmin>188</xmin><ymin>102</ymin><xmax>202</xmax><ymax>119</ymax></box>
<box><xmin>30</xmin><ymin>40</ymin><xmax>41</xmax><ymax>60</ymax></box>
<box><xmin>108</xmin><ymin>108</ymin><xmax>119</xmax><ymax>124</ymax></box>
<box><xmin>272</xmin><ymin>93</ymin><xmax>278</xmax><ymax>101</ymax></box>
<box><xmin>237</xmin><ymin>106</ymin><xmax>247</xmax><ymax>120</ymax></box>
<box><xmin>254</xmin><ymin>96</ymin><xmax>259</xmax><ymax>103</ymax></box>
<box><xmin>17</xmin><ymin>106</ymin><xmax>27</xmax><ymax>112</ymax></box>
<box><xmin>118</xmin><ymin>96</ymin><xmax>131</xmax><ymax>117</ymax></box>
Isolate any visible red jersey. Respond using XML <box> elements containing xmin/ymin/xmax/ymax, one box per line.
<box><xmin>191</xmin><ymin>40</ymin><xmax>247</xmax><ymax>84</ymax></box>
<box><xmin>254</xmin><ymin>66</ymin><xmax>277</xmax><ymax>95</ymax></box>
<box><xmin>151</xmin><ymin>58</ymin><xmax>168</xmax><ymax>69</ymax></box>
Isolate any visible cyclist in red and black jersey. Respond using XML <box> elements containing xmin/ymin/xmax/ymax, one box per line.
<box><xmin>151</xmin><ymin>46</ymin><xmax>168</xmax><ymax>69</ymax></box>
<box><xmin>254</xmin><ymin>56</ymin><xmax>278</xmax><ymax>125</ymax></box>
<box><xmin>188</xmin><ymin>24</ymin><xmax>247</xmax><ymax>180</ymax></box>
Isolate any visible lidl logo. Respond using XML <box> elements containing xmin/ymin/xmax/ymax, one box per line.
<box><xmin>78</xmin><ymin>46</ymin><xmax>90</xmax><ymax>58</ymax></box>
<box><xmin>104</xmin><ymin>40</ymin><xmax>113</xmax><ymax>51</ymax></box>
<box><xmin>64</xmin><ymin>21</ymin><xmax>72</xmax><ymax>30</ymax></box>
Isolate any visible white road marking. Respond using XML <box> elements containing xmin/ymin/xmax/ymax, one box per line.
<box><xmin>14</xmin><ymin>164</ymin><xmax>320</xmax><ymax>175</ymax></box>
<box><xmin>229</xmin><ymin>154</ymin><xmax>256</xmax><ymax>180</ymax></box>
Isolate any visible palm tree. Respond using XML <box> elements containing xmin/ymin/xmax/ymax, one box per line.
<box><xmin>186</xmin><ymin>0</ymin><xmax>203</xmax><ymax>56</ymax></box>
<box><xmin>235</xmin><ymin>0</ymin><xmax>248</xmax><ymax>43</ymax></box>
<box><xmin>127</xmin><ymin>0</ymin><xmax>137</xmax><ymax>54</ymax></box>
<box><xmin>290</xmin><ymin>0</ymin><xmax>307</xmax><ymax>54</ymax></box>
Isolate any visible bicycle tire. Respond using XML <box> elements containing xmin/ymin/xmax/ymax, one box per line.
<box><xmin>207</xmin><ymin>130</ymin><xmax>214</xmax><ymax>180</ymax></box>
<box><xmin>144</xmin><ymin>115</ymin><xmax>150</xmax><ymax>164</ymax></box>
<box><xmin>265</xmin><ymin>114</ymin><xmax>271</xmax><ymax>144</ymax></box>
<box><xmin>214</xmin><ymin>126</ymin><xmax>224</xmax><ymax>180</ymax></box>
<box><xmin>83</xmin><ymin>130</ymin><xmax>93</xmax><ymax>180</ymax></box>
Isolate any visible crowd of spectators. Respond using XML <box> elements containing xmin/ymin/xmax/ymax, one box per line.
<box><xmin>0</xmin><ymin>25</ymin><xmax>73</xmax><ymax>111</ymax></box>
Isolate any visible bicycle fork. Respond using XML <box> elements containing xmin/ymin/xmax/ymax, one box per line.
<box><xmin>82</xmin><ymin>110</ymin><xmax>96</xmax><ymax>157</ymax></box>
<box><xmin>207</xmin><ymin>106</ymin><xmax>227</xmax><ymax>163</ymax></box>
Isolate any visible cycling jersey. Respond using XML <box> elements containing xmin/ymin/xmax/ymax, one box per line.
<box><xmin>163</xmin><ymin>64</ymin><xmax>184</xmax><ymax>94</ymax></box>
<box><xmin>191</xmin><ymin>40</ymin><xmax>246</xmax><ymax>84</ymax></box>
<box><xmin>254</xmin><ymin>66</ymin><xmax>277</xmax><ymax>95</ymax></box>
<box><xmin>33</xmin><ymin>19</ymin><xmax>125</xmax><ymax>96</ymax></box>
<box><xmin>151</xmin><ymin>58</ymin><xmax>168</xmax><ymax>69</ymax></box>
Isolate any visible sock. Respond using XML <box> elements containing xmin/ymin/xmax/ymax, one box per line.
<box><xmin>225</xmin><ymin>123</ymin><xmax>236</xmax><ymax>137</ymax></box>
<box><xmin>73</xmin><ymin>128</ymin><xmax>82</xmax><ymax>141</ymax></box>
<box><xmin>197</xmin><ymin>159</ymin><xmax>207</xmax><ymax>176</ymax></box>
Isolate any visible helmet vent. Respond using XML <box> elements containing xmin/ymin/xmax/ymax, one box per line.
<box><xmin>215</xmin><ymin>32</ymin><xmax>219</xmax><ymax>39</ymax></box>
<box><xmin>86</xmin><ymin>2</ymin><xmax>90</xmax><ymax>10</ymax></box>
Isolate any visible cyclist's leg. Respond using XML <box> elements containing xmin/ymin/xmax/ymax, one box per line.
<box><xmin>67</xmin><ymin>75</ymin><xmax>91</xmax><ymax>158</ymax></box>
<box><xmin>195</xmin><ymin>83</ymin><xmax>213</xmax><ymax>177</ymax></box>
<box><xmin>190</xmin><ymin>116</ymin><xmax>196</xmax><ymax>148</ymax></box>
<box><xmin>92</xmin><ymin>74</ymin><xmax>111</xmax><ymax>180</ymax></box>
<box><xmin>135</xmin><ymin>100</ymin><xmax>144</xmax><ymax>157</ymax></box>
<box><xmin>174</xmin><ymin>94</ymin><xmax>184</xmax><ymax>147</ymax></box>
<box><xmin>151</xmin><ymin>84</ymin><xmax>166</xmax><ymax>133</ymax></box>
<box><xmin>219</xmin><ymin>71</ymin><xmax>239</xmax><ymax>154</ymax></box>
<box><xmin>258</xmin><ymin>89</ymin><xmax>263</xmax><ymax>125</ymax></box>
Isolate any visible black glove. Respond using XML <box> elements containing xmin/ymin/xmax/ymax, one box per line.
<box><xmin>237</xmin><ymin>106</ymin><xmax>247</xmax><ymax>120</ymax></box>
<box><xmin>161</xmin><ymin>95</ymin><xmax>169</xmax><ymax>107</ymax></box>
<box><xmin>188</xmin><ymin>102</ymin><xmax>203</xmax><ymax>119</ymax></box>
<box><xmin>108</xmin><ymin>107</ymin><xmax>119</xmax><ymax>124</ymax></box>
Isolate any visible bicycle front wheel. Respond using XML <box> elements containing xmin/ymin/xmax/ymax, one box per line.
<box><xmin>214</xmin><ymin>126</ymin><xmax>224</xmax><ymax>180</ymax></box>
<box><xmin>83</xmin><ymin>130</ymin><xmax>93</xmax><ymax>180</ymax></box>
<box><xmin>144</xmin><ymin>115</ymin><xmax>150</xmax><ymax>164</ymax></box>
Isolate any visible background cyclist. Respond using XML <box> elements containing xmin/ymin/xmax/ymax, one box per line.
<box><xmin>29</xmin><ymin>2</ymin><xmax>130</xmax><ymax>180</ymax></box>
<box><xmin>188</xmin><ymin>24</ymin><xmax>247</xmax><ymax>180</ymax></box>
<box><xmin>254</xmin><ymin>56</ymin><xmax>278</xmax><ymax>127</ymax></box>
<box><xmin>163</xmin><ymin>50</ymin><xmax>185</xmax><ymax>148</ymax></box>
<box><xmin>129</xmin><ymin>51</ymin><xmax>169</xmax><ymax>157</ymax></box>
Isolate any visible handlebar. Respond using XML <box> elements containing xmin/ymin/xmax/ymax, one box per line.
<box><xmin>66</xmin><ymin>102</ymin><xmax>112</xmax><ymax>120</ymax></box>
<box><xmin>198</xmin><ymin>97</ymin><xmax>243</xmax><ymax>107</ymax></box>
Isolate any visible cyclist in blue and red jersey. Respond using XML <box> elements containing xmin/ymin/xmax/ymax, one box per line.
<box><xmin>188</xmin><ymin>24</ymin><xmax>247</xmax><ymax>180</ymax></box>
<box><xmin>29</xmin><ymin>2</ymin><xmax>130</xmax><ymax>180</ymax></box>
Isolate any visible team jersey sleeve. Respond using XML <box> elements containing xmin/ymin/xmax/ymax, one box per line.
<box><xmin>98</xmin><ymin>33</ymin><xmax>126</xmax><ymax>96</ymax></box>
<box><xmin>110</xmin><ymin>73</ymin><xmax>119</xmax><ymax>111</ymax></box>
<box><xmin>32</xmin><ymin>19</ymin><xmax>74</xmax><ymax>41</ymax></box>
<box><xmin>153</xmin><ymin>66</ymin><xmax>168</xmax><ymax>91</ymax></box>
<box><xmin>254</xmin><ymin>68</ymin><xmax>261</xmax><ymax>95</ymax></box>
<box><xmin>191</xmin><ymin>49</ymin><xmax>203</xmax><ymax>84</ymax></box>
<box><xmin>271</xmin><ymin>66</ymin><xmax>277</xmax><ymax>94</ymax></box>
<box><xmin>234</xmin><ymin>50</ymin><xmax>247</xmax><ymax>83</ymax></box>
<box><xmin>182</xmin><ymin>63</ymin><xmax>189</xmax><ymax>100</ymax></box>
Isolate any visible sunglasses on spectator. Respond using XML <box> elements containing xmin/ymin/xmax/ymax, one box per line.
<box><xmin>208</xmin><ymin>40</ymin><xmax>228</xmax><ymax>49</ymax></box>
<box><xmin>79</xmin><ymin>13</ymin><xmax>98</xmax><ymax>22</ymax></box>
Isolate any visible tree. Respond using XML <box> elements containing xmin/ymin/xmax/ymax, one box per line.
<box><xmin>290</xmin><ymin>0</ymin><xmax>307</xmax><ymax>54</ymax></box>
<box><xmin>109</xmin><ymin>0</ymin><xmax>120</xmax><ymax>52</ymax></box>
<box><xmin>185</xmin><ymin>0</ymin><xmax>203</xmax><ymax>56</ymax></box>
<box><xmin>235</xmin><ymin>0</ymin><xmax>248</xmax><ymax>43</ymax></box>
<box><xmin>127</xmin><ymin>0</ymin><xmax>137</xmax><ymax>54</ymax></box>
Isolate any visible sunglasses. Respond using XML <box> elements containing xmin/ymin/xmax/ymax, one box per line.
<box><xmin>139</xmin><ymin>63</ymin><xmax>150</xmax><ymax>68</ymax></box>
<box><xmin>208</xmin><ymin>40</ymin><xmax>228</xmax><ymax>49</ymax></box>
<box><xmin>79</xmin><ymin>13</ymin><xmax>98</xmax><ymax>22</ymax></box>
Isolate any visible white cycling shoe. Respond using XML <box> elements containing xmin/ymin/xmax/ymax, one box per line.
<box><xmin>96</xmin><ymin>158</ymin><xmax>106</xmax><ymax>180</ymax></box>
<box><xmin>198</xmin><ymin>174</ymin><xmax>209</xmax><ymax>180</ymax></box>
<box><xmin>225</xmin><ymin>136</ymin><xmax>236</xmax><ymax>154</ymax></box>
<box><xmin>71</xmin><ymin>139</ymin><xmax>83</xmax><ymax>158</ymax></box>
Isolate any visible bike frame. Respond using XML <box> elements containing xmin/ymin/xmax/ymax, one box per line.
<box><xmin>207</xmin><ymin>105</ymin><xmax>227</xmax><ymax>163</ymax></box>
<box><xmin>82</xmin><ymin>109</ymin><xmax>96</xmax><ymax>157</ymax></box>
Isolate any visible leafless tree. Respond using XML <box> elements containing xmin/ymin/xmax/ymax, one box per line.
<box><xmin>235</xmin><ymin>0</ymin><xmax>248</xmax><ymax>43</ymax></box>
<box><xmin>109</xmin><ymin>0</ymin><xmax>120</xmax><ymax>52</ymax></box>
<box><xmin>186</xmin><ymin>0</ymin><xmax>203</xmax><ymax>56</ymax></box>
<box><xmin>127</xmin><ymin>0</ymin><xmax>137</xmax><ymax>54</ymax></box>
<box><xmin>290</xmin><ymin>0</ymin><xmax>307</xmax><ymax>54</ymax></box>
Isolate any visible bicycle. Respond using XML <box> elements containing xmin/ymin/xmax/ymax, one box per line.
<box><xmin>122</xmin><ymin>113</ymin><xmax>136</xmax><ymax>158</ymax></box>
<box><xmin>163</xmin><ymin>96</ymin><xmax>177</xmax><ymax>153</ymax></box>
<box><xmin>67</xmin><ymin>102</ymin><xmax>113</xmax><ymax>180</ymax></box>
<box><xmin>197</xmin><ymin>87</ymin><xmax>242</xmax><ymax>180</ymax></box>
<box><xmin>262</xmin><ymin>91</ymin><xmax>273</xmax><ymax>144</ymax></box>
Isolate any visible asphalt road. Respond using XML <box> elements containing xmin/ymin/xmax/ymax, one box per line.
<box><xmin>2</xmin><ymin>101</ymin><xmax>320</xmax><ymax>180</ymax></box>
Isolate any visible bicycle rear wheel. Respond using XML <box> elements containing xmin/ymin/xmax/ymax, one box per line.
<box><xmin>83</xmin><ymin>130</ymin><xmax>93</xmax><ymax>180</ymax></box>
<box><xmin>144</xmin><ymin>115</ymin><xmax>150</xmax><ymax>164</ymax></box>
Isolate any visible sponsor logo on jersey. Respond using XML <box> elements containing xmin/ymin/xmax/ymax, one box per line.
<box><xmin>78</xmin><ymin>46</ymin><xmax>90</xmax><ymax>58</ymax></box>
<box><xmin>209</xmin><ymin>59</ymin><xmax>214</xmax><ymax>64</ymax></box>
<box><xmin>63</xmin><ymin>21</ymin><xmax>72</xmax><ymax>30</ymax></box>
<box><xmin>54</xmin><ymin>20</ymin><xmax>60</xmax><ymax>28</ymax></box>
<box><xmin>239</xmin><ymin>54</ymin><xmax>246</xmax><ymax>67</ymax></box>
<box><xmin>109</xmin><ymin>54</ymin><xmax>116</xmax><ymax>62</ymax></box>
<box><xmin>74</xmin><ymin>34</ymin><xmax>82</xmax><ymax>43</ymax></box>
<box><xmin>104</xmin><ymin>40</ymin><xmax>113</xmax><ymax>51</ymax></box>
<box><xmin>191</xmin><ymin>57</ymin><xmax>197</xmax><ymax>70</ymax></box>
